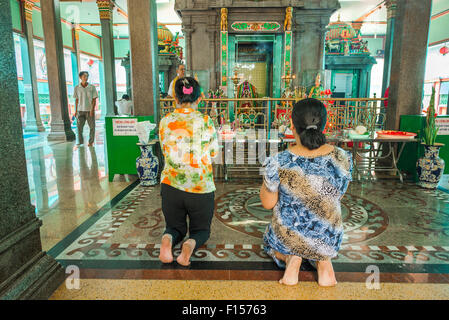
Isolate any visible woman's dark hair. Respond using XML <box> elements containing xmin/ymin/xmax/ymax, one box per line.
<box><xmin>174</xmin><ymin>77</ymin><xmax>201</xmax><ymax>104</ymax></box>
<box><xmin>79</xmin><ymin>71</ymin><xmax>89</xmax><ymax>78</ymax></box>
<box><xmin>122</xmin><ymin>94</ymin><xmax>130</xmax><ymax>100</ymax></box>
<box><xmin>291</xmin><ymin>98</ymin><xmax>327</xmax><ymax>150</ymax></box>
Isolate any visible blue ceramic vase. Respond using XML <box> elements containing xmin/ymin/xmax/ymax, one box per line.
<box><xmin>417</xmin><ymin>144</ymin><xmax>445</xmax><ymax>189</ymax></box>
<box><xmin>136</xmin><ymin>144</ymin><xmax>159</xmax><ymax>186</ymax></box>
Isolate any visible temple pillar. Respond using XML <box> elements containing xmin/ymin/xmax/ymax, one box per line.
<box><xmin>40</xmin><ymin>0</ymin><xmax>75</xmax><ymax>142</ymax></box>
<box><xmin>0</xmin><ymin>0</ymin><xmax>65</xmax><ymax>299</ymax></box>
<box><xmin>206</xmin><ymin>28</ymin><xmax>218</xmax><ymax>90</ymax></box>
<box><xmin>386</xmin><ymin>0</ymin><xmax>432</xmax><ymax>130</ymax></box>
<box><xmin>181</xmin><ymin>26</ymin><xmax>194</xmax><ymax>72</ymax></box>
<box><xmin>96</xmin><ymin>0</ymin><xmax>117</xmax><ymax>116</ymax></box>
<box><xmin>20</xmin><ymin>0</ymin><xmax>45</xmax><ymax>132</ymax></box>
<box><xmin>293</xmin><ymin>10</ymin><xmax>334</xmax><ymax>91</ymax></box>
<box><xmin>381</xmin><ymin>0</ymin><xmax>397</xmax><ymax>98</ymax></box>
<box><xmin>71</xmin><ymin>23</ymin><xmax>81</xmax><ymax>87</ymax></box>
<box><xmin>121</xmin><ymin>52</ymin><xmax>132</xmax><ymax>97</ymax></box>
<box><xmin>128</xmin><ymin>0</ymin><xmax>160</xmax><ymax>119</ymax></box>
<box><xmin>99</xmin><ymin>61</ymin><xmax>107</xmax><ymax>119</ymax></box>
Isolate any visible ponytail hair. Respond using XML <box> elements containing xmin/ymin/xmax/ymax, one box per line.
<box><xmin>174</xmin><ymin>77</ymin><xmax>201</xmax><ymax>104</ymax></box>
<box><xmin>291</xmin><ymin>98</ymin><xmax>327</xmax><ymax>150</ymax></box>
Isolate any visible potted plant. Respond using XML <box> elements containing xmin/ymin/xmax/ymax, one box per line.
<box><xmin>417</xmin><ymin>86</ymin><xmax>445</xmax><ymax>189</ymax></box>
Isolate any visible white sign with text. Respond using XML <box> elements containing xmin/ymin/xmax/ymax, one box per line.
<box><xmin>113</xmin><ymin>118</ymin><xmax>138</xmax><ymax>136</ymax></box>
<box><xmin>436</xmin><ymin>118</ymin><xmax>449</xmax><ymax>135</ymax></box>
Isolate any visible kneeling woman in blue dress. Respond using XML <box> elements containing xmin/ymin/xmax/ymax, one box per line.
<box><xmin>260</xmin><ymin>98</ymin><xmax>353</xmax><ymax>286</ymax></box>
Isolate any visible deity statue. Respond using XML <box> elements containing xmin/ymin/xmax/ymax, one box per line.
<box><xmin>236</xmin><ymin>80</ymin><xmax>257</xmax><ymax>112</ymax></box>
<box><xmin>309</xmin><ymin>73</ymin><xmax>324</xmax><ymax>99</ymax></box>
<box><xmin>221</xmin><ymin>8</ymin><xmax>228</xmax><ymax>31</ymax></box>
<box><xmin>360</xmin><ymin>39</ymin><xmax>369</xmax><ymax>53</ymax></box>
<box><xmin>284</xmin><ymin>7</ymin><xmax>292</xmax><ymax>31</ymax></box>
<box><xmin>236</xmin><ymin>80</ymin><xmax>258</xmax><ymax>126</ymax></box>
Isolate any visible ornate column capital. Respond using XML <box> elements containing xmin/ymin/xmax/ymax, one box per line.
<box><xmin>181</xmin><ymin>27</ymin><xmax>195</xmax><ymax>36</ymax></box>
<box><xmin>96</xmin><ymin>0</ymin><xmax>114</xmax><ymax>20</ymax></box>
<box><xmin>22</xmin><ymin>0</ymin><xmax>34</xmax><ymax>22</ymax></box>
<box><xmin>73</xmin><ymin>23</ymin><xmax>81</xmax><ymax>41</ymax></box>
<box><xmin>385</xmin><ymin>0</ymin><xmax>397</xmax><ymax>19</ymax></box>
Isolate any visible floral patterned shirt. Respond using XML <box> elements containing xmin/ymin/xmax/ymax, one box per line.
<box><xmin>159</xmin><ymin>108</ymin><xmax>218</xmax><ymax>193</ymax></box>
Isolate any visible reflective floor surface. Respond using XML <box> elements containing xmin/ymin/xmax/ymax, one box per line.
<box><xmin>21</xmin><ymin>126</ymin><xmax>449</xmax><ymax>299</ymax></box>
<box><xmin>24</xmin><ymin>123</ymin><xmax>137</xmax><ymax>252</ymax></box>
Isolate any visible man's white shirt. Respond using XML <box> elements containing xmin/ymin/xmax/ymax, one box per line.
<box><xmin>74</xmin><ymin>83</ymin><xmax>98</xmax><ymax>112</ymax></box>
<box><xmin>116</xmin><ymin>100</ymin><xmax>133</xmax><ymax>115</ymax></box>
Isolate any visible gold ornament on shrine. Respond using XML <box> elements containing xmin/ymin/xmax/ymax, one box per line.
<box><xmin>22</xmin><ymin>0</ymin><xmax>34</xmax><ymax>22</ymax></box>
<box><xmin>221</xmin><ymin>8</ymin><xmax>228</xmax><ymax>31</ymax></box>
<box><xmin>74</xmin><ymin>24</ymin><xmax>81</xmax><ymax>41</ymax></box>
<box><xmin>96</xmin><ymin>0</ymin><xmax>114</xmax><ymax>20</ymax></box>
<box><xmin>284</xmin><ymin>7</ymin><xmax>292</xmax><ymax>31</ymax></box>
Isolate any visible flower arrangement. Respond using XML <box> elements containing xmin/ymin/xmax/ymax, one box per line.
<box><xmin>422</xmin><ymin>86</ymin><xmax>439</xmax><ymax>146</ymax></box>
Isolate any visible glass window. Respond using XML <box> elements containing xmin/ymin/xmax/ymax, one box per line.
<box><xmin>159</xmin><ymin>72</ymin><xmax>165</xmax><ymax>94</ymax></box>
<box><xmin>440</xmin><ymin>81</ymin><xmax>449</xmax><ymax>108</ymax></box>
<box><xmin>422</xmin><ymin>83</ymin><xmax>433</xmax><ymax>112</ymax></box>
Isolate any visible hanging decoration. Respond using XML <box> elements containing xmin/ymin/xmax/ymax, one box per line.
<box><xmin>439</xmin><ymin>45</ymin><xmax>449</xmax><ymax>56</ymax></box>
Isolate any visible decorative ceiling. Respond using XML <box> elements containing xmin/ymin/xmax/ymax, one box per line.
<box><xmin>33</xmin><ymin>0</ymin><xmax>449</xmax><ymax>44</ymax></box>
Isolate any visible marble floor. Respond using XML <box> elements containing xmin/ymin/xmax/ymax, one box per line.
<box><xmin>22</xmin><ymin>126</ymin><xmax>449</xmax><ymax>299</ymax></box>
<box><xmin>47</xmin><ymin>179</ymin><xmax>449</xmax><ymax>276</ymax></box>
<box><xmin>24</xmin><ymin>123</ymin><xmax>137</xmax><ymax>251</ymax></box>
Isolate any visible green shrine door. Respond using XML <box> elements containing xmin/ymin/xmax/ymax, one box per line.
<box><xmin>227</xmin><ymin>34</ymin><xmax>283</xmax><ymax>99</ymax></box>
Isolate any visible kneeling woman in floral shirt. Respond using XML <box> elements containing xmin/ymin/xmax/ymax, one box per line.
<box><xmin>158</xmin><ymin>77</ymin><xmax>218</xmax><ymax>266</ymax></box>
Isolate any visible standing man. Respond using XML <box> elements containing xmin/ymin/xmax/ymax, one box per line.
<box><xmin>167</xmin><ymin>64</ymin><xmax>185</xmax><ymax>107</ymax></box>
<box><xmin>74</xmin><ymin>71</ymin><xmax>98</xmax><ymax>146</ymax></box>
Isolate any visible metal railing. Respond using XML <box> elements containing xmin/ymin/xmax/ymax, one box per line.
<box><xmin>160</xmin><ymin>97</ymin><xmax>387</xmax><ymax>135</ymax></box>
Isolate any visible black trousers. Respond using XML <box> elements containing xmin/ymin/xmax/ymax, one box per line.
<box><xmin>161</xmin><ymin>183</ymin><xmax>215</xmax><ymax>250</ymax></box>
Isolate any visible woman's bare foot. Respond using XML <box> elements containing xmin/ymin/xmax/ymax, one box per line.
<box><xmin>176</xmin><ymin>239</ymin><xmax>196</xmax><ymax>266</ymax></box>
<box><xmin>279</xmin><ymin>255</ymin><xmax>302</xmax><ymax>286</ymax></box>
<box><xmin>317</xmin><ymin>260</ymin><xmax>337</xmax><ymax>287</ymax></box>
<box><xmin>159</xmin><ymin>234</ymin><xmax>173</xmax><ymax>263</ymax></box>
<box><xmin>274</xmin><ymin>251</ymin><xmax>287</xmax><ymax>262</ymax></box>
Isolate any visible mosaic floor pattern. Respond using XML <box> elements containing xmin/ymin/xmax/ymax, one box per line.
<box><xmin>49</xmin><ymin>180</ymin><xmax>449</xmax><ymax>276</ymax></box>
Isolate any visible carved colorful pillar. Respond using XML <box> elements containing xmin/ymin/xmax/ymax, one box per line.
<box><xmin>96</xmin><ymin>0</ymin><xmax>117</xmax><ymax>116</ymax></box>
<box><xmin>21</xmin><ymin>0</ymin><xmax>45</xmax><ymax>132</ymax></box>
<box><xmin>283</xmin><ymin>7</ymin><xmax>293</xmax><ymax>91</ymax></box>
<box><xmin>219</xmin><ymin>8</ymin><xmax>228</xmax><ymax>94</ymax></box>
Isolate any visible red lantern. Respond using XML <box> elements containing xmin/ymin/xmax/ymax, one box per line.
<box><xmin>87</xmin><ymin>59</ymin><xmax>94</xmax><ymax>66</ymax></box>
<box><xmin>440</xmin><ymin>46</ymin><xmax>449</xmax><ymax>56</ymax></box>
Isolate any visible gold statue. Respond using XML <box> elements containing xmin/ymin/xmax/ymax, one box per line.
<box><xmin>284</xmin><ymin>7</ymin><xmax>292</xmax><ymax>31</ymax></box>
<box><xmin>221</xmin><ymin>8</ymin><xmax>228</xmax><ymax>31</ymax></box>
<box><xmin>309</xmin><ymin>73</ymin><xmax>324</xmax><ymax>99</ymax></box>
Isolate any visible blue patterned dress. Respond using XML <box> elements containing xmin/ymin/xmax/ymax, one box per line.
<box><xmin>263</xmin><ymin>147</ymin><xmax>353</xmax><ymax>267</ymax></box>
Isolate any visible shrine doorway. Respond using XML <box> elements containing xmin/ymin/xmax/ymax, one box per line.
<box><xmin>228</xmin><ymin>34</ymin><xmax>283</xmax><ymax>98</ymax></box>
<box><xmin>331</xmin><ymin>69</ymin><xmax>360</xmax><ymax>98</ymax></box>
